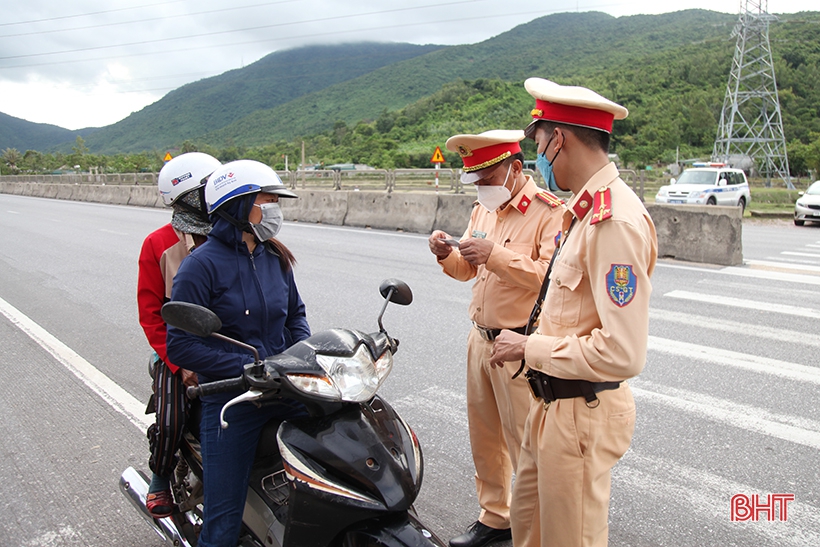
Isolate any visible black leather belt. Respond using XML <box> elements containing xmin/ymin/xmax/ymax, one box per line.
<box><xmin>473</xmin><ymin>324</ymin><xmax>528</xmax><ymax>342</ymax></box>
<box><xmin>526</xmin><ymin>369</ymin><xmax>620</xmax><ymax>406</ymax></box>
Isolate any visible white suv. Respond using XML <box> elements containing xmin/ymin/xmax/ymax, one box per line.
<box><xmin>655</xmin><ymin>165</ymin><xmax>751</xmax><ymax>211</ymax></box>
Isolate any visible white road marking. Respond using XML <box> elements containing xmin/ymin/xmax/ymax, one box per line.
<box><xmin>631</xmin><ymin>379</ymin><xmax>820</xmax><ymax>449</ymax></box>
<box><xmin>743</xmin><ymin>259</ymin><xmax>820</xmax><ymax>274</ymax></box>
<box><xmin>648</xmin><ymin>336</ymin><xmax>820</xmax><ymax>384</ymax></box>
<box><xmin>664</xmin><ymin>289</ymin><xmax>820</xmax><ymax>318</ymax></box>
<box><xmin>0</xmin><ymin>295</ymin><xmax>151</xmax><ymax>431</ymax></box>
<box><xmin>649</xmin><ymin>308</ymin><xmax>820</xmax><ymax>348</ymax></box>
<box><xmin>617</xmin><ymin>452</ymin><xmax>820</xmax><ymax>547</ymax></box>
<box><xmin>781</xmin><ymin>251</ymin><xmax>820</xmax><ymax>258</ymax></box>
<box><xmin>392</xmin><ymin>385</ymin><xmax>468</xmax><ymax>428</ymax></box>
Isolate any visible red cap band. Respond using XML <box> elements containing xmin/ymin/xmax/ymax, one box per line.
<box><xmin>461</xmin><ymin>141</ymin><xmax>522</xmax><ymax>172</ymax></box>
<box><xmin>532</xmin><ymin>98</ymin><xmax>615</xmax><ymax>133</ymax></box>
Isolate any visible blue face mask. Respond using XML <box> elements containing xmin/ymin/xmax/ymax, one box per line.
<box><xmin>536</xmin><ymin>137</ymin><xmax>562</xmax><ymax>192</ymax></box>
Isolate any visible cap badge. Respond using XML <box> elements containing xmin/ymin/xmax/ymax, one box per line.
<box><xmin>530</xmin><ymin>108</ymin><xmax>544</xmax><ymax>117</ymax></box>
<box><xmin>457</xmin><ymin>145</ymin><xmax>473</xmax><ymax>158</ymax></box>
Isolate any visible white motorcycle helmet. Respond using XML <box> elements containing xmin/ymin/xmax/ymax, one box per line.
<box><xmin>158</xmin><ymin>152</ymin><xmax>222</xmax><ymax>207</ymax></box>
<box><xmin>205</xmin><ymin>159</ymin><xmax>297</xmax><ymax>215</ymax></box>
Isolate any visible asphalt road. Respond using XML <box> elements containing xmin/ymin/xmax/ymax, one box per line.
<box><xmin>1</xmin><ymin>194</ymin><xmax>818</xmax><ymax>547</ymax></box>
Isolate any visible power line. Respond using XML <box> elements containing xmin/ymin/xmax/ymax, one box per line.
<box><xmin>0</xmin><ymin>0</ymin><xmax>299</xmax><ymax>39</ymax></box>
<box><xmin>0</xmin><ymin>5</ymin><xmax>571</xmax><ymax>72</ymax></box>
<box><xmin>0</xmin><ymin>0</ymin><xmax>191</xmax><ymax>27</ymax></box>
<box><xmin>0</xmin><ymin>0</ymin><xmax>489</xmax><ymax>61</ymax></box>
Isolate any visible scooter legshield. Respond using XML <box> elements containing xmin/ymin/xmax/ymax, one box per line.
<box><xmin>277</xmin><ymin>395</ymin><xmax>423</xmax><ymax>547</ymax></box>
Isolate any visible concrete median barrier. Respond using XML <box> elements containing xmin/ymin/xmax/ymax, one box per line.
<box><xmin>0</xmin><ymin>182</ymin><xmax>744</xmax><ymax>266</ymax></box>
<box><xmin>345</xmin><ymin>191</ymin><xmax>438</xmax><ymax>233</ymax></box>
<box><xmin>433</xmin><ymin>194</ymin><xmax>476</xmax><ymax>237</ymax></box>
<box><xmin>280</xmin><ymin>190</ymin><xmax>348</xmax><ymax>225</ymax></box>
<box><xmin>645</xmin><ymin>203</ymin><xmax>742</xmax><ymax>266</ymax></box>
<box><xmin>128</xmin><ymin>186</ymin><xmax>162</xmax><ymax>207</ymax></box>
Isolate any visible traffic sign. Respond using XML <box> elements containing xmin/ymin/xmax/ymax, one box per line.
<box><xmin>163</xmin><ymin>152</ymin><xmax>173</xmax><ymax>162</ymax></box>
<box><xmin>430</xmin><ymin>146</ymin><xmax>445</xmax><ymax>164</ymax></box>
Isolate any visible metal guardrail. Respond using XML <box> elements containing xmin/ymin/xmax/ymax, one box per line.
<box><xmin>0</xmin><ymin>168</ymin><xmax>649</xmax><ymax>200</ymax></box>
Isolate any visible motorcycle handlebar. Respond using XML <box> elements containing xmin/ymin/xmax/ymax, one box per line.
<box><xmin>187</xmin><ymin>376</ymin><xmax>247</xmax><ymax>400</ymax></box>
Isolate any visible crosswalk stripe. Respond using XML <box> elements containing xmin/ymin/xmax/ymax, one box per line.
<box><xmin>781</xmin><ymin>251</ymin><xmax>820</xmax><ymax>258</ymax></box>
<box><xmin>631</xmin><ymin>379</ymin><xmax>820</xmax><ymax>449</ymax></box>
<box><xmin>743</xmin><ymin>259</ymin><xmax>820</xmax><ymax>274</ymax></box>
<box><xmin>616</xmin><ymin>453</ymin><xmax>820</xmax><ymax>547</ymax></box>
<box><xmin>664</xmin><ymin>289</ymin><xmax>820</xmax><ymax>318</ymax></box>
<box><xmin>647</xmin><ymin>336</ymin><xmax>820</xmax><ymax>384</ymax></box>
<box><xmin>649</xmin><ymin>308</ymin><xmax>820</xmax><ymax>348</ymax></box>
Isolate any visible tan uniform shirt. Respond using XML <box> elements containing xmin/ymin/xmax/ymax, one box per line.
<box><xmin>159</xmin><ymin>230</ymin><xmax>197</xmax><ymax>299</ymax></box>
<box><xmin>524</xmin><ymin>162</ymin><xmax>658</xmax><ymax>382</ymax></box>
<box><xmin>439</xmin><ymin>176</ymin><xmax>564</xmax><ymax>329</ymax></box>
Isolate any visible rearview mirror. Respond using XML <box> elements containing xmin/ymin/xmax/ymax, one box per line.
<box><xmin>379</xmin><ymin>278</ymin><xmax>413</xmax><ymax>306</ymax></box>
<box><xmin>161</xmin><ymin>302</ymin><xmax>222</xmax><ymax>337</ymax></box>
<box><xmin>670</xmin><ymin>178</ymin><xmax>676</xmax><ymax>185</ymax></box>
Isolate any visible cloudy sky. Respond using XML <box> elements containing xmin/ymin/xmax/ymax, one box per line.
<box><xmin>0</xmin><ymin>0</ymin><xmax>814</xmax><ymax>130</ymax></box>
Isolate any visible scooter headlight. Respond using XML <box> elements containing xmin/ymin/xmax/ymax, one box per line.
<box><xmin>287</xmin><ymin>345</ymin><xmax>393</xmax><ymax>403</ymax></box>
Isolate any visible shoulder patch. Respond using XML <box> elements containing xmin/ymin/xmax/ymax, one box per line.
<box><xmin>535</xmin><ymin>191</ymin><xmax>564</xmax><ymax>208</ymax></box>
<box><xmin>606</xmin><ymin>264</ymin><xmax>637</xmax><ymax>307</ymax></box>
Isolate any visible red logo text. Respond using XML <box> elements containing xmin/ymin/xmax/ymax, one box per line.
<box><xmin>730</xmin><ymin>494</ymin><xmax>794</xmax><ymax>521</ymax></box>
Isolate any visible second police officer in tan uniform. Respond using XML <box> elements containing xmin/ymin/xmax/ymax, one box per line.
<box><xmin>428</xmin><ymin>130</ymin><xmax>564</xmax><ymax>547</ymax></box>
<box><xmin>490</xmin><ymin>79</ymin><xmax>658</xmax><ymax>547</ymax></box>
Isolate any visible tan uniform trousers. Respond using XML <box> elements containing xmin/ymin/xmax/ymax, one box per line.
<box><xmin>467</xmin><ymin>327</ymin><xmax>533</xmax><ymax>530</ymax></box>
<box><xmin>510</xmin><ymin>383</ymin><xmax>636</xmax><ymax>547</ymax></box>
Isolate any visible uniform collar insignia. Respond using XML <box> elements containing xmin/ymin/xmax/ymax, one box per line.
<box><xmin>572</xmin><ymin>190</ymin><xmax>593</xmax><ymax>220</ymax></box>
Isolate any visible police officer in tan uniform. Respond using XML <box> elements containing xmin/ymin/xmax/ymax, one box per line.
<box><xmin>428</xmin><ymin>130</ymin><xmax>564</xmax><ymax>547</ymax></box>
<box><xmin>490</xmin><ymin>80</ymin><xmax>658</xmax><ymax>547</ymax></box>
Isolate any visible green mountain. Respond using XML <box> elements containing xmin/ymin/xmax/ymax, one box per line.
<box><xmin>0</xmin><ymin>111</ymin><xmax>98</xmax><ymax>152</ymax></box>
<box><xmin>203</xmin><ymin>9</ymin><xmax>741</xmax><ymax>147</ymax></box>
<box><xmin>2</xmin><ymin>8</ymin><xmax>818</xmax><ymax>173</ymax></box>
<box><xmin>78</xmin><ymin>42</ymin><xmax>443</xmax><ymax>154</ymax></box>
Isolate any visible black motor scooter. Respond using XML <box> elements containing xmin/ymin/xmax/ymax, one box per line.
<box><xmin>120</xmin><ymin>279</ymin><xmax>446</xmax><ymax>547</ymax></box>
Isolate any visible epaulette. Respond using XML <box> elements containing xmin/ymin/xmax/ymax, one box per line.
<box><xmin>590</xmin><ymin>186</ymin><xmax>612</xmax><ymax>225</ymax></box>
<box><xmin>534</xmin><ymin>191</ymin><xmax>564</xmax><ymax>209</ymax></box>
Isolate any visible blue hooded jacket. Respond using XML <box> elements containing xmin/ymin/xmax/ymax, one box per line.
<box><xmin>166</xmin><ymin>194</ymin><xmax>310</xmax><ymax>402</ymax></box>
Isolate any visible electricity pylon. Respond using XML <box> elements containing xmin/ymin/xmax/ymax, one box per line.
<box><xmin>712</xmin><ymin>0</ymin><xmax>793</xmax><ymax>188</ymax></box>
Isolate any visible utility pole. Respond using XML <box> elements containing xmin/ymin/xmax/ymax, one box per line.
<box><xmin>301</xmin><ymin>141</ymin><xmax>305</xmax><ymax>188</ymax></box>
<box><xmin>713</xmin><ymin>0</ymin><xmax>793</xmax><ymax>188</ymax></box>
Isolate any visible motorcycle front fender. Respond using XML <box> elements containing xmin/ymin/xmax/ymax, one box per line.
<box><xmin>341</xmin><ymin>512</ymin><xmax>446</xmax><ymax>547</ymax></box>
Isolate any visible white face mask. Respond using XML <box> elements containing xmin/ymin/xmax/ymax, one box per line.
<box><xmin>476</xmin><ymin>164</ymin><xmax>514</xmax><ymax>212</ymax></box>
<box><xmin>251</xmin><ymin>202</ymin><xmax>283</xmax><ymax>241</ymax></box>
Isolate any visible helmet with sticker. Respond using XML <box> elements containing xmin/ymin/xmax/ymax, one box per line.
<box><xmin>205</xmin><ymin>160</ymin><xmax>297</xmax><ymax>215</ymax></box>
<box><xmin>157</xmin><ymin>152</ymin><xmax>221</xmax><ymax>207</ymax></box>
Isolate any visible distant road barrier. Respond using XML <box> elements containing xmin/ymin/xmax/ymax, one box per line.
<box><xmin>0</xmin><ymin>168</ymin><xmax>651</xmax><ymax>198</ymax></box>
<box><xmin>0</xmin><ymin>173</ymin><xmax>741</xmax><ymax>265</ymax></box>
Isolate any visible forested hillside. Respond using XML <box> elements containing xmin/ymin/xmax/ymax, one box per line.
<box><xmin>0</xmin><ymin>112</ymin><xmax>98</xmax><ymax>152</ymax></box>
<box><xmin>2</xmin><ymin>9</ymin><xmax>818</xmax><ymax>175</ymax></box>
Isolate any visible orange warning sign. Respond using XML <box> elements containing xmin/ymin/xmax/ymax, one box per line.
<box><xmin>163</xmin><ymin>152</ymin><xmax>173</xmax><ymax>162</ymax></box>
<box><xmin>430</xmin><ymin>146</ymin><xmax>445</xmax><ymax>164</ymax></box>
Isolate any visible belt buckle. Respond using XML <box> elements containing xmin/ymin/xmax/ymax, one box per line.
<box><xmin>474</xmin><ymin>323</ymin><xmax>493</xmax><ymax>342</ymax></box>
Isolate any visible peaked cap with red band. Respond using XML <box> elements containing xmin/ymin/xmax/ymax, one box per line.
<box><xmin>446</xmin><ymin>129</ymin><xmax>525</xmax><ymax>184</ymax></box>
<box><xmin>523</xmin><ymin>78</ymin><xmax>628</xmax><ymax>138</ymax></box>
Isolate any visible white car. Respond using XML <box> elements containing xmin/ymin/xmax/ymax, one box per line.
<box><xmin>655</xmin><ymin>165</ymin><xmax>751</xmax><ymax>211</ymax></box>
<box><xmin>794</xmin><ymin>180</ymin><xmax>820</xmax><ymax>226</ymax></box>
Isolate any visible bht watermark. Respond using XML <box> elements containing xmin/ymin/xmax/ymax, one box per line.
<box><xmin>730</xmin><ymin>494</ymin><xmax>795</xmax><ymax>521</ymax></box>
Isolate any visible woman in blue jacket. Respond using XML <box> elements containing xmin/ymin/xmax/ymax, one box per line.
<box><xmin>167</xmin><ymin>159</ymin><xmax>309</xmax><ymax>547</ymax></box>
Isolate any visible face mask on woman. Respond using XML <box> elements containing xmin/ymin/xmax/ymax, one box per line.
<box><xmin>476</xmin><ymin>164</ymin><xmax>514</xmax><ymax>212</ymax></box>
<box><xmin>251</xmin><ymin>202</ymin><xmax>283</xmax><ymax>241</ymax></box>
